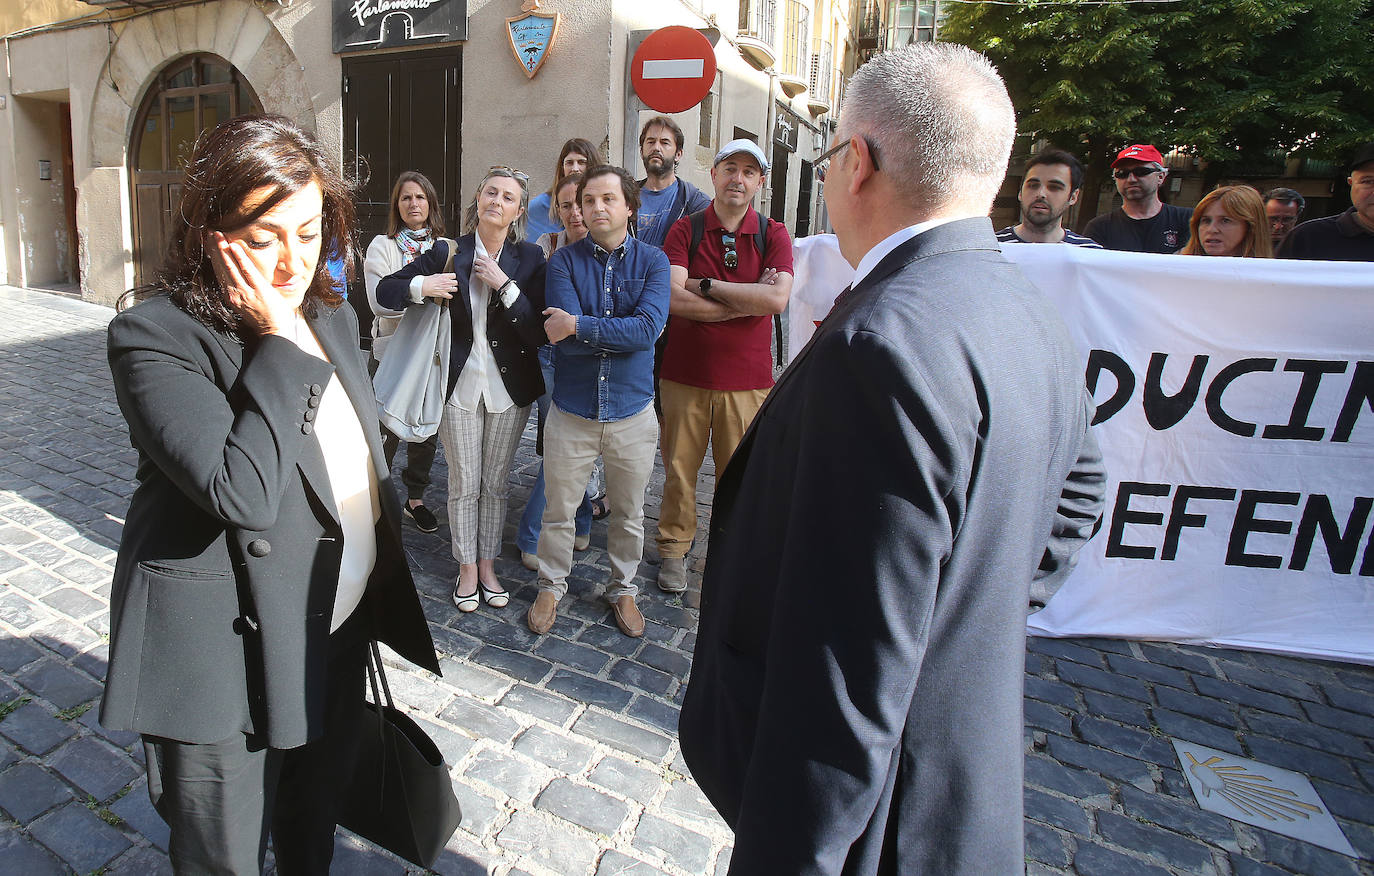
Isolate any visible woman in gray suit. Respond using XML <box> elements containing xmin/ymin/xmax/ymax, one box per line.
<box><xmin>104</xmin><ymin>115</ymin><xmax>438</xmax><ymax>874</ymax></box>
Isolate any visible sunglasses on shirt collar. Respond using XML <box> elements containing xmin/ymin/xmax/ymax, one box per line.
<box><xmin>720</xmin><ymin>232</ymin><xmax>739</xmax><ymax>270</ymax></box>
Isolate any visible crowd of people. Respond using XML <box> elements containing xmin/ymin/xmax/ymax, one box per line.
<box><xmin>96</xmin><ymin>35</ymin><xmax>1371</xmax><ymax>875</ymax></box>
<box><xmin>999</xmin><ymin>140</ymin><xmax>1374</xmax><ymax>261</ymax></box>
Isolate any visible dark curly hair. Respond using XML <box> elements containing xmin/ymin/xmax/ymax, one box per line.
<box><xmin>133</xmin><ymin>114</ymin><xmax>357</xmax><ymax>334</ymax></box>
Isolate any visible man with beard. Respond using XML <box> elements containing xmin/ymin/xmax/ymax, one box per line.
<box><xmin>997</xmin><ymin>149</ymin><xmax>1102</xmax><ymax>247</ymax></box>
<box><xmin>635</xmin><ymin>116</ymin><xmax>711</xmax><ymax>248</ymax></box>
<box><xmin>1084</xmin><ymin>143</ymin><xmax>1192</xmax><ymax>253</ymax></box>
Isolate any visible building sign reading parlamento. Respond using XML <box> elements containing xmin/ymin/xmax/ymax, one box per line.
<box><xmin>334</xmin><ymin>0</ymin><xmax>468</xmax><ymax>52</ymax></box>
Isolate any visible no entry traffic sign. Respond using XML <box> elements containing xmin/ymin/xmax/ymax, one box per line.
<box><xmin>631</xmin><ymin>26</ymin><xmax>717</xmax><ymax>114</ymax></box>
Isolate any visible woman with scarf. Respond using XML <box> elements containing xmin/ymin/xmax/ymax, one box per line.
<box><xmin>363</xmin><ymin>171</ymin><xmax>451</xmax><ymax>532</ymax></box>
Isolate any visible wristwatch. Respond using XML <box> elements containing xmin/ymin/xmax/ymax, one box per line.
<box><xmin>698</xmin><ymin>277</ymin><xmax>713</xmax><ymax>299</ymax></box>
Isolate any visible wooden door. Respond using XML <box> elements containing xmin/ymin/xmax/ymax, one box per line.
<box><xmin>129</xmin><ymin>55</ymin><xmax>261</xmax><ymax>287</ymax></box>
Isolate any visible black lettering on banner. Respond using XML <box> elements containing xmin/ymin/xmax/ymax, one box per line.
<box><xmin>1226</xmin><ymin>490</ymin><xmax>1301</xmax><ymax>569</ymax></box>
<box><xmin>1204</xmin><ymin>358</ymin><xmax>1276</xmax><ymax>437</ymax></box>
<box><xmin>1162</xmin><ymin>485</ymin><xmax>1237</xmax><ymax>560</ymax></box>
<box><xmin>1105</xmin><ymin>481</ymin><xmax>1169</xmax><ymax>560</ymax></box>
<box><xmin>1144</xmin><ymin>353</ymin><xmax>1209</xmax><ymax>431</ymax></box>
<box><xmin>1262</xmin><ymin>360</ymin><xmax>1348</xmax><ymax>441</ymax></box>
<box><xmin>1086</xmin><ymin>349</ymin><xmax>1134</xmax><ymax>426</ymax></box>
<box><xmin>1289</xmin><ymin>495</ymin><xmax>1373</xmax><ymax>573</ymax></box>
<box><xmin>1332</xmin><ymin>360</ymin><xmax>1374</xmax><ymax>443</ymax></box>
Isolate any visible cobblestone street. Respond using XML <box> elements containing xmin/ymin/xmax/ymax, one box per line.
<box><xmin>0</xmin><ymin>284</ymin><xmax>1370</xmax><ymax>875</ymax></box>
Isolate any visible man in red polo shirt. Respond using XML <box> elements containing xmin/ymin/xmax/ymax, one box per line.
<box><xmin>656</xmin><ymin>139</ymin><xmax>794</xmax><ymax>594</ymax></box>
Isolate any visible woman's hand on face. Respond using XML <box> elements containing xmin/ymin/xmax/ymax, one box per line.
<box><xmin>210</xmin><ymin>232</ymin><xmax>295</xmax><ymax>336</ymax></box>
<box><xmin>473</xmin><ymin>254</ymin><xmax>510</xmax><ymax>291</ymax></box>
<box><xmin>421</xmin><ymin>272</ymin><xmax>458</xmax><ymax>300</ymax></box>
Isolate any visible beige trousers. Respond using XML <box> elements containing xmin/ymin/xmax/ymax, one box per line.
<box><xmin>655</xmin><ymin>378</ymin><xmax>768</xmax><ymax>559</ymax></box>
<box><xmin>538</xmin><ymin>403</ymin><xmax>658</xmax><ymax>599</ymax></box>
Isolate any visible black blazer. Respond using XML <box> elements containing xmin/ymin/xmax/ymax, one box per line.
<box><xmin>102</xmin><ymin>294</ymin><xmax>439</xmax><ymax>748</ymax></box>
<box><xmin>679</xmin><ymin>218</ymin><xmax>1107</xmax><ymax>875</ymax></box>
<box><xmin>376</xmin><ymin>236</ymin><xmax>547</xmax><ymax>407</ymax></box>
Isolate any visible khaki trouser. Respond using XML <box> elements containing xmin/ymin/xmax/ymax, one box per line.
<box><xmin>538</xmin><ymin>403</ymin><xmax>658</xmax><ymax>599</ymax></box>
<box><xmin>655</xmin><ymin>378</ymin><xmax>769</xmax><ymax>560</ymax></box>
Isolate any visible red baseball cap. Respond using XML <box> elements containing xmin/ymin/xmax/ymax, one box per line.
<box><xmin>1112</xmin><ymin>144</ymin><xmax>1165</xmax><ymax>167</ymax></box>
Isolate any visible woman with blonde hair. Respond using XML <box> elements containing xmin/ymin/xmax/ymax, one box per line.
<box><xmin>376</xmin><ymin>167</ymin><xmax>546</xmax><ymax>611</ymax></box>
<box><xmin>1180</xmin><ymin>185</ymin><xmax>1273</xmax><ymax>258</ymax></box>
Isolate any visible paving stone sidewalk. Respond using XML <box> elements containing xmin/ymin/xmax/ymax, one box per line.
<box><xmin>0</xmin><ymin>284</ymin><xmax>1370</xmax><ymax>876</ymax></box>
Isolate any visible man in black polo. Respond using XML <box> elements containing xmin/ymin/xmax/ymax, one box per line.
<box><xmin>1277</xmin><ymin>143</ymin><xmax>1374</xmax><ymax>262</ymax></box>
<box><xmin>1084</xmin><ymin>144</ymin><xmax>1192</xmax><ymax>253</ymax></box>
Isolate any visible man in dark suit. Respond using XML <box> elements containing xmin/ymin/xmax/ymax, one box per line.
<box><xmin>679</xmin><ymin>43</ymin><xmax>1107</xmax><ymax>875</ymax></box>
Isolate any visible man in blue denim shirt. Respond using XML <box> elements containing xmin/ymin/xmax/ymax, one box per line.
<box><xmin>531</xmin><ymin>166</ymin><xmax>670</xmax><ymax>637</ymax></box>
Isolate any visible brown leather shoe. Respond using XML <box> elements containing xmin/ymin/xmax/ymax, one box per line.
<box><xmin>610</xmin><ymin>595</ymin><xmax>644</xmax><ymax>638</ymax></box>
<box><xmin>527</xmin><ymin>590</ymin><xmax>558</xmax><ymax>634</ymax></box>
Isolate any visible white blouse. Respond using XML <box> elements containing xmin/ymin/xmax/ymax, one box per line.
<box><xmin>451</xmin><ymin>234</ymin><xmax>518</xmax><ymax>413</ymax></box>
<box><xmin>287</xmin><ymin>313</ymin><xmax>380</xmax><ymax>632</ymax></box>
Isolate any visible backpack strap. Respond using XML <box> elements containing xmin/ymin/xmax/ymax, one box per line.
<box><xmin>686</xmin><ymin>209</ymin><xmax>708</xmax><ymax>264</ymax></box>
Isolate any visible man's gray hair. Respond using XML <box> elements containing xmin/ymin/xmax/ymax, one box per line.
<box><xmin>838</xmin><ymin>42</ymin><xmax>1016</xmax><ymax>211</ymax></box>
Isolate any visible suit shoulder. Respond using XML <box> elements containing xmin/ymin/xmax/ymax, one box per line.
<box><xmin>109</xmin><ymin>293</ymin><xmax>202</xmax><ymax>340</ymax></box>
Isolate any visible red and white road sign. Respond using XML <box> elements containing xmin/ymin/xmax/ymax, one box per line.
<box><xmin>630</xmin><ymin>26</ymin><xmax>717</xmax><ymax>114</ymax></box>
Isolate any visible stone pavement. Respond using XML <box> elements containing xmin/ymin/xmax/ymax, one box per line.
<box><xmin>0</xmin><ymin>283</ymin><xmax>1369</xmax><ymax>876</ymax></box>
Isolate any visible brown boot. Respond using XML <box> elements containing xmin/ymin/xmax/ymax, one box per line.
<box><xmin>610</xmin><ymin>594</ymin><xmax>645</xmax><ymax>638</ymax></box>
<box><xmin>527</xmin><ymin>590</ymin><xmax>558</xmax><ymax>634</ymax></box>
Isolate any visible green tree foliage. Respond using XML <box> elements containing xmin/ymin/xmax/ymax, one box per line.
<box><xmin>940</xmin><ymin>0</ymin><xmax>1374</xmax><ymax>221</ymax></box>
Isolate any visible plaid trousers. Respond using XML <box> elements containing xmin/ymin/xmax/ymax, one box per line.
<box><xmin>438</xmin><ymin>398</ymin><xmax>530</xmax><ymax>564</ymax></box>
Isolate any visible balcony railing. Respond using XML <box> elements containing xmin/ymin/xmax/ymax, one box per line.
<box><xmin>738</xmin><ymin>0</ymin><xmax>779</xmax><ymax>69</ymax></box>
<box><xmin>739</xmin><ymin>0</ymin><xmax>778</xmax><ymax>48</ymax></box>
<box><xmin>808</xmin><ymin>39</ymin><xmax>834</xmax><ymax>113</ymax></box>
<box><xmin>780</xmin><ymin>0</ymin><xmax>810</xmax><ymax>80</ymax></box>
<box><xmin>809</xmin><ymin>40</ymin><xmax>833</xmax><ymax>102</ymax></box>
<box><xmin>855</xmin><ymin>0</ymin><xmax>885</xmax><ymax>49</ymax></box>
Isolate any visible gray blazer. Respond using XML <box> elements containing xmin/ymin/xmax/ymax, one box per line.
<box><xmin>680</xmin><ymin>218</ymin><xmax>1107</xmax><ymax>875</ymax></box>
<box><xmin>102</xmin><ymin>294</ymin><xmax>439</xmax><ymax>749</ymax></box>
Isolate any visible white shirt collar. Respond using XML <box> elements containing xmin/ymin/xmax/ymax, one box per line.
<box><xmin>851</xmin><ymin>216</ymin><xmax>963</xmax><ymax>288</ymax></box>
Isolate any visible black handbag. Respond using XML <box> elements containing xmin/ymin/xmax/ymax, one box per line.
<box><xmin>339</xmin><ymin>641</ymin><xmax>462</xmax><ymax>867</ymax></box>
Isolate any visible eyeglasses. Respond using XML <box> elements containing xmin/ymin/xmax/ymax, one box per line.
<box><xmin>1269</xmin><ymin>216</ymin><xmax>1298</xmax><ymax>228</ymax></box>
<box><xmin>815</xmin><ymin>136</ymin><xmax>882</xmax><ymax>183</ymax></box>
<box><xmin>721</xmin><ymin>232</ymin><xmax>739</xmax><ymax>269</ymax></box>
<box><xmin>1113</xmin><ymin>166</ymin><xmax>1163</xmax><ymax>180</ymax></box>
<box><xmin>487</xmin><ymin>165</ymin><xmax>530</xmax><ymax>183</ymax></box>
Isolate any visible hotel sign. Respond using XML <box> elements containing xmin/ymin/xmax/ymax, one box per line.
<box><xmin>334</xmin><ymin>0</ymin><xmax>468</xmax><ymax>52</ymax></box>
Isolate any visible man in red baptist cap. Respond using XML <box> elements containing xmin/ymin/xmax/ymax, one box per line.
<box><xmin>1083</xmin><ymin>144</ymin><xmax>1193</xmax><ymax>253</ymax></box>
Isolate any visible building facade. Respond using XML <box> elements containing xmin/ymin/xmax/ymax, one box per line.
<box><xmin>0</xmin><ymin>0</ymin><xmax>858</xmax><ymax>307</ymax></box>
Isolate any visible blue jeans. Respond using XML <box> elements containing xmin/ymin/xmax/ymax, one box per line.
<box><xmin>517</xmin><ymin>464</ymin><xmax>592</xmax><ymax>553</ymax></box>
<box><xmin>517</xmin><ymin>347</ymin><xmax>593</xmax><ymax>553</ymax></box>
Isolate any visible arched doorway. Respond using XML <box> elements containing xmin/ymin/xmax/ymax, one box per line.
<box><xmin>129</xmin><ymin>54</ymin><xmax>261</xmax><ymax>286</ymax></box>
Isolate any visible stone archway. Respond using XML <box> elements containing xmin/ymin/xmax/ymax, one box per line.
<box><xmin>88</xmin><ymin>0</ymin><xmax>315</xmax><ymax>169</ymax></box>
<box><xmin>78</xmin><ymin>1</ymin><xmax>315</xmax><ymax>303</ymax></box>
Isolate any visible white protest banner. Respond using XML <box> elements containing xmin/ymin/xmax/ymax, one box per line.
<box><xmin>1000</xmin><ymin>245</ymin><xmax>1374</xmax><ymax>665</ymax></box>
